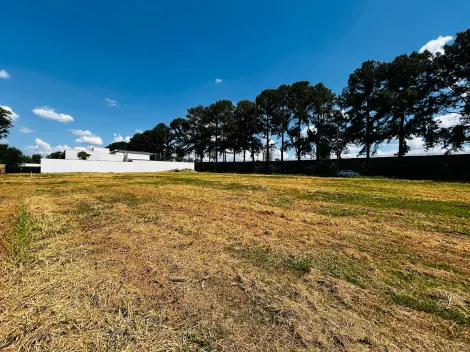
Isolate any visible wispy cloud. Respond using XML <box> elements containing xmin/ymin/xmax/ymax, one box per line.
<box><xmin>135</xmin><ymin>129</ymin><xmax>143</xmax><ymax>133</ymax></box>
<box><xmin>215</xmin><ymin>78</ymin><xmax>223</xmax><ymax>84</ymax></box>
<box><xmin>26</xmin><ymin>138</ymin><xmax>69</xmax><ymax>155</ymax></box>
<box><xmin>19</xmin><ymin>126</ymin><xmax>34</xmax><ymax>133</ymax></box>
<box><xmin>0</xmin><ymin>69</ymin><xmax>10</xmax><ymax>79</ymax></box>
<box><xmin>419</xmin><ymin>35</ymin><xmax>453</xmax><ymax>55</ymax></box>
<box><xmin>71</xmin><ymin>129</ymin><xmax>103</xmax><ymax>145</ymax></box>
<box><xmin>71</xmin><ymin>129</ymin><xmax>92</xmax><ymax>136</ymax></box>
<box><xmin>113</xmin><ymin>133</ymin><xmax>131</xmax><ymax>143</ymax></box>
<box><xmin>104</xmin><ymin>98</ymin><xmax>117</xmax><ymax>107</ymax></box>
<box><xmin>0</xmin><ymin>106</ymin><xmax>19</xmax><ymax>121</ymax></box>
<box><xmin>32</xmin><ymin>107</ymin><xmax>74</xmax><ymax>123</ymax></box>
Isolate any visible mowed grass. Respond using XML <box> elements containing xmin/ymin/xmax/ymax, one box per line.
<box><xmin>0</xmin><ymin>172</ymin><xmax>469</xmax><ymax>351</ymax></box>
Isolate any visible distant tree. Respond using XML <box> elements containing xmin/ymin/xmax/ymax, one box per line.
<box><xmin>341</xmin><ymin>60</ymin><xmax>386</xmax><ymax>164</ymax></box>
<box><xmin>310</xmin><ymin>83</ymin><xmax>337</xmax><ymax>160</ymax></box>
<box><xmin>381</xmin><ymin>52</ymin><xmax>440</xmax><ymax>157</ymax></box>
<box><xmin>77</xmin><ymin>151</ymin><xmax>91</xmax><ymax>160</ymax></box>
<box><xmin>128</xmin><ymin>131</ymin><xmax>152</xmax><ymax>153</ymax></box>
<box><xmin>31</xmin><ymin>154</ymin><xmax>42</xmax><ymax>164</ymax></box>
<box><xmin>286</xmin><ymin>81</ymin><xmax>312</xmax><ymax>161</ymax></box>
<box><xmin>438</xmin><ymin>29</ymin><xmax>470</xmax><ymax>151</ymax></box>
<box><xmin>207</xmin><ymin>100</ymin><xmax>234</xmax><ymax>164</ymax></box>
<box><xmin>0</xmin><ymin>145</ymin><xmax>23</xmax><ymax>166</ymax></box>
<box><xmin>0</xmin><ymin>107</ymin><xmax>13</xmax><ymax>141</ymax></box>
<box><xmin>106</xmin><ymin>141</ymin><xmax>129</xmax><ymax>150</ymax></box>
<box><xmin>234</xmin><ymin>100</ymin><xmax>262</xmax><ymax>163</ymax></box>
<box><xmin>272</xmin><ymin>84</ymin><xmax>291</xmax><ymax>170</ymax></box>
<box><xmin>256</xmin><ymin>89</ymin><xmax>278</xmax><ymax>170</ymax></box>
<box><xmin>330</xmin><ymin>108</ymin><xmax>354</xmax><ymax>160</ymax></box>
<box><xmin>186</xmin><ymin>106</ymin><xmax>211</xmax><ymax>162</ymax></box>
<box><xmin>46</xmin><ymin>151</ymin><xmax>64</xmax><ymax>159</ymax></box>
<box><xmin>152</xmin><ymin>123</ymin><xmax>174</xmax><ymax>160</ymax></box>
<box><xmin>170</xmin><ymin>117</ymin><xmax>191</xmax><ymax>160</ymax></box>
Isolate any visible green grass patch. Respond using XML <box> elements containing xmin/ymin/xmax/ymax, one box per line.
<box><xmin>284</xmin><ymin>255</ymin><xmax>313</xmax><ymax>274</ymax></box>
<box><xmin>185</xmin><ymin>332</ymin><xmax>214</xmax><ymax>351</ymax></box>
<box><xmin>391</xmin><ymin>293</ymin><xmax>470</xmax><ymax>325</ymax></box>
<box><xmin>297</xmin><ymin>190</ymin><xmax>470</xmax><ymax>220</ymax></box>
<box><xmin>268</xmin><ymin>197</ymin><xmax>293</xmax><ymax>209</ymax></box>
<box><xmin>6</xmin><ymin>204</ymin><xmax>33</xmax><ymax>263</ymax></box>
<box><xmin>97</xmin><ymin>192</ymin><xmax>143</xmax><ymax>207</ymax></box>
<box><xmin>316</xmin><ymin>205</ymin><xmax>368</xmax><ymax>217</ymax></box>
<box><xmin>229</xmin><ymin>244</ymin><xmax>373</xmax><ymax>287</ymax></box>
<box><xmin>227</xmin><ymin>244</ymin><xmax>277</xmax><ymax>269</ymax></box>
<box><xmin>424</xmin><ymin>262</ymin><xmax>463</xmax><ymax>274</ymax></box>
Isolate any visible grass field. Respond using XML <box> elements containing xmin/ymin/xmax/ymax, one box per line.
<box><xmin>1</xmin><ymin>172</ymin><xmax>469</xmax><ymax>351</ymax></box>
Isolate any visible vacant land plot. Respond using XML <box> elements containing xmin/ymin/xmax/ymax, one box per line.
<box><xmin>0</xmin><ymin>172</ymin><xmax>469</xmax><ymax>351</ymax></box>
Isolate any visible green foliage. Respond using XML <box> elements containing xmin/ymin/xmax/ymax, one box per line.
<box><xmin>46</xmin><ymin>151</ymin><xmax>64</xmax><ymax>159</ymax></box>
<box><xmin>77</xmin><ymin>151</ymin><xmax>91</xmax><ymax>160</ymax></box>
<box><xmin>380</xmin><ymin>51</ymin><xmax>440</xmax><ymax>157</ymax></box>
<box><xmin>0</xmin><ymin>106</ymin><xmax>13</xmax><ymax>140</ymax></box>
<box><xmin>341</xmin><ymin>60</ymin><xmax>386</xmax><ymax>160</ymax></box>
<box><xmin>106</xmin><ymin>141</ymin><xmax>129</xmax><ymax>150</ymax></box>
<box><xmin>438</xmin><ymin>29</ymin><xmax>470</xmax><ymax>151</ymax></box>
<box><xmin>0</xmin><ymin>144</ymin><xmax>24</xmax><ymax>166</ymax></box>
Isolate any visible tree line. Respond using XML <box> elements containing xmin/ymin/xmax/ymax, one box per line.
<box><xmin>107</xmin><ymin>29</ymin><xmax>469</xmax><ymax>170</ymax></box>
<box><xmin>1</xmin><ymin>29</ymin><xmax>468</xmax><ymax>169</ymax></box>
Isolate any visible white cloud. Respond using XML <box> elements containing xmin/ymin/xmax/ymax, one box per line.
<box><xmin>71</xmin><ymin>129</ymin><xmax>93</xmax><ymax>136</ymax></box>
<box><xmin>75</xmin><ymin>135</ymin><xmax>103</xmax><ymax>145</ymax></box>
<box><xmin>419</xmin><ymin>35</ymin><xmax>453</xmax><ymax>55</ymax></box>
<box><xmin>104</xmin><ymin>98</ymin><xmax>117</xmax><ymax>107</ymax></box>
<box><xmin>76</xmin><ymin>136</ymin><xmax>102</xmax><ymax>145</ymax></box>
<box><xmin>113</xmin><ymin>133</ymin><xmax>131</xmax><ymax>143</ymax></box>
<box><xmin>215</xmin><ymin>78</ymin><xmax>223</xmax><ymax>84</ymax></box>
<box><xmin>19</xmin><ymin>126</ymin><xmax>34</xmax><ymax>133</ymax></box>
<box><xmin>0</xmin><ymin>106</ymin><xmax>19</xmax><ymax>121</ymax></box>
<box><xmin>25</xmin><ymin>138</ymin><xmax>70</xmax><ymax>155</ymax></box>
<box><xmin>32</xmin><ymin>106</ymin><xmax>74</xmax><ymax>123</ymax></box>
<box><xmin>73</xmin><ymin>146</ymin><xmax>90</xmax><ymax>152</ymax></box>
<box><xmin>25</xmin><ymin>138</ymin><xmax>94</xmax><ymax>155</ymax></box>
<box><xmin>70</xmin><ymin>129</ymin><xmax>102</xmax><ymax>145</ymax></box>
<box><xmin>135</xmin><ymin>129</ymin><xmax>143</xmax><ymax>133</ymax></box>
<box><xmin>0</xmin><ymin>139</ymin><xmax>7</xmax><ymax>144</ymax></box>
<box><xmin>0</xmin><ymin>69</ymin><xmax>10</xmax><ymax>79</ymax></box>
<box><xmin>435</xmin><ymin>113</ymin><xmax>461</xmax><ymax>128</ymax></box>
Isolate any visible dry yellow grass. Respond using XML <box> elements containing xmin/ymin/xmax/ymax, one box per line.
<box><xmin>0</xmin><ymin>172</ymin><xmax>469</xmax><ymax>351</ymax></box>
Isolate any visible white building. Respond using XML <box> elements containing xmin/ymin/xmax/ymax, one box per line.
<box><xmin>41</xmin><ymin>147</ymin><xmax>194</xmax><ymax>173</ymax></box>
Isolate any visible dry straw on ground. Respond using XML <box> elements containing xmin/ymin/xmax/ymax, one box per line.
<box><xmin>0</xmin><ymin>172</ymin><xmax>469</xmax><ymax>351</ymax></box>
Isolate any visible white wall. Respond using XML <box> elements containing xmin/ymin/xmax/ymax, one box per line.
<box><xmin>65</xmin><ymin>149</ymin><xmax>124</xmax><ymax>161</ymax></box>
<box><xmin>41</xmin><ymin>159</ymin><xmax>194</xmax><ymax>173</ymax></box>
<box><xmin>115</xmin><ymin>152</ymin><xmax>150</xmax><ymax>161</ymax></box>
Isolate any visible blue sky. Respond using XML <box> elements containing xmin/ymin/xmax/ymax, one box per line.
<box><xmin>1</xmin><ymin>0</ymin><xmax>469</xmax><ymax>157</ymax></box>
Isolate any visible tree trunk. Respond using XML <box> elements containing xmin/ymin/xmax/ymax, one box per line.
<box><xmin>398</xmin><ymin>112</ymin><xmax>405</xmax><ymax>158</ymax></box>
<box><xmin>266</xmin><ymin>121</ymin><xmax>270</xmax><ymax>173</ymax></box>
<box><xmin>281</xmin><ymin>132</ymin><xmax>284</xmax><ymax>172</ymax></box>
<box><xmin>251</xmin><ymin>147</ymin><xmax>255</xmax><ymax>173</ymax></box>
<box><xmin>233</xmin><ymin>150</ymin><xmax>236</xmax><ymax>163</ymax></box>
<box><xmin>366</xmin><ymin>96</ymin><xmax>371</xmax><ymax>166</ymax></box>
<box><xmin>215</xmin><ymin>120</ymin><xmax>218</xmax><ymax>166</ymax></box>
<box><xmin>297</xmin><ymin>117</ymin><xmax>301</xmax><ymax>162</ymax></box>
<box><xmin>243</xmin><ymin>149</ymin><xmax>246</xmax><ymax>162</ymax></box>
<box><xmin>316</xmin><ymin>114</ymin><xmax>321</xmax><ymax>161</ymax></box>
